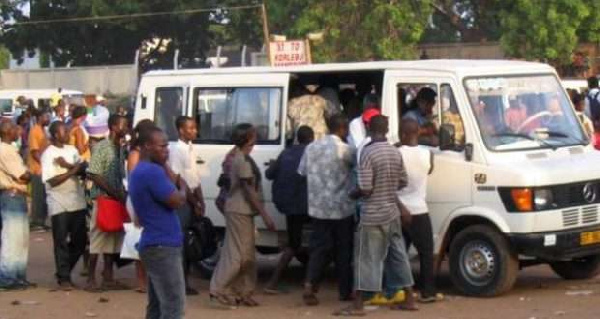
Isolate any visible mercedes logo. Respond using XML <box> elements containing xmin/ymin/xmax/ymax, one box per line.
<box><xmin>582</xmin><ymin>183</ymin><xmax>598</xmax><ymax>204</ymax></box>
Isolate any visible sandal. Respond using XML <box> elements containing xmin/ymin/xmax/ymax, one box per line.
<box><xmin>303</xmin><ymin>292</ymin><xmax>319</xmax><ymax>306</ymax></box>
<box><xmin>83</xmin><ymin>282</ymin><xmax>103</xmax><ymax>293</ymax></box>
<box><xmin>238</xmin><ymin>296</ymin><xmax>260</xmax><ymax>307</ymax></box>
<box><xmin>209</xmin><ymin>294</ymin><xmax>238</xmax><ymax>310</ymax></box>
<box><xmin>390</xmin><ymin>302</ymin><xmax>419</xmax><ymax>311</ymax></box>
<box><xmin>332</xmin><ymin>306</ymin><xmax>366</xmax><ymax>317</ymax></box>
<box><xmin>418</xmin><ymin>293</ymin><xmax>444</xmax><ymax>303</ymax></box>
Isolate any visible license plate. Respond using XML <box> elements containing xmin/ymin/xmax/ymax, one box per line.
<box><xmin>580</xmin><ymin>231</ymin><xmax>600</xmax><ymax>245</ymax></box>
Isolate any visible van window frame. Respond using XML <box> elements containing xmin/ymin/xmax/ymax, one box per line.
<box><xmin>154</xmin><ymin>86</ymin><xmax>185</xmax><ymax>142</ymax></box>
<box><xmin>462</xmin><ymin>72</ymin><xmax>587</xmax><ymax>153</ymax></box>
<box><xmin>190</xmin><ymin>86</ymin><xmax>284</xmax><ymax>146</ymax></box>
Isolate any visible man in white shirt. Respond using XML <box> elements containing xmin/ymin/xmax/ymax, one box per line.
<box><xmin>168</xmin><ymin>115</ymin><xmax>205</xmax><ymax>296</ymax></box>
<box><xmin>41</xmin><ymin>121</ymin><xmax>88</xmax><ymax>290</ymax></box>
<box><xmin>347</xmin><ymin>94</ymin><xmax>380</xmax><ymax>149</ymax></box>
<box><xmin>397</xmin><ymin>118</ymin><xmax>441</xmax><ymax>303</ymax></box>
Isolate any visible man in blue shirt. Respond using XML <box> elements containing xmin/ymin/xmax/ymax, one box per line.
<box><xmin>264</xmin><ymin>126</ymin><xmax>314</xmax><ymax>294</ymax></box>
<box><xmin>129</xmin><ymin>126</ymin><xmax>188</xmax><ymax>319</ymax></box>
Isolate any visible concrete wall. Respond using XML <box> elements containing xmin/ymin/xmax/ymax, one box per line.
<box><xmin>0</xmin><ymin>64</ymin><xmax>137</xmax><ymax>95</ymax></box>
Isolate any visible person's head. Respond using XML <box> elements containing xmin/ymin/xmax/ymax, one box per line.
<box><xmin>362</xmin><ymin>108</ymin><xmax>381</xmax><ymax>130</ymax></box>
<box><xmin>416</xmin><ymin>87</ymin><xmax>437</xmax><ymax>115</ymax></box>
<box><xmin>363</xmin><ymin>93</ymin><xmax>380</xmax><ymax>111</ymax></box>
<box><xmin>48</xmin><ymin>121</ymin><xmax>69</xmax><ymax>145</ymax></box>
<box><xmin>175</xmin><ymin>116</ymin><xmax>197</xmax><ymax>142</ymax></box>
<box><xmin>54</xmin><ymin>99</ymin><xmax>66</xmax><ymax>116</ymax></box>
<box><xmin>368</xmin><ymin>115</ymin><xmax>389</xmax><ymax>137</ymax></box>
<box><xmin>108</xmin><ymin>114</ymin><xmax>128</xmax><ymax>140</ymax></box>
<box><xmin>139</xmin><ymin>126</ymin><xmax>169</xmax><ymax>165</ymax></box>
<box><xmin>96</xmin><ymin>95</ymin><xmax>106</xmax><ymax>106</ymax></box>
<box><xmin>35</xmin><ymin>108</ymin><xmax>52</xmax><ymax>126</ymax></box>
<box><xmin>588</xmin><ymin>76</ymin><xmax>599</xmax><ymax>89</ymax></box>
<box><xmin>16</xmin><ymin>96</ymin><xmax>27</xmax><ymax>106</ymax></box>
<box><xmin>116</xmin><ymin>105</ymin><xmax>128</xmax><ymax>116</ymax></box>
<box><xmin>327</xmin><ymin>114</ymin><xmax>349</xmax><ymax>139</ymax></box>
<box><xmin>401</xmin><ymin>118</ymin><xmax>420</xmax><ymax>146</ymax></box>
<box><xmin>16</xmin><ymin>114</ymin><xmax>28</xmax><ymax>127</ymax></box>
<box><xmin>296</xmin><ymin>126</ymin><xmax>315</xmax><ymax>145</ymax></box>
<box><xmin>571</xmin><ymin>92</ymin><xmax>586</xmax><ymax>112</ymax></box>
<box><xmin>0</xmin><ymin>120</ymin><xmax>17</xmax><ymax>143</ymax></box>
<box><xmin>132</xmin><ymin>119</ymin><xmax>156</xmax><ymax>148</ymax></box>
<box><xmin>71</xmin><ymin>105</ymin><xmax>88</xmax><ymax>124</ymax></box>
<box><xmin>231</xmin><ymin>123</ymin><xmax>257</xmax><ymax>155</ymax></box>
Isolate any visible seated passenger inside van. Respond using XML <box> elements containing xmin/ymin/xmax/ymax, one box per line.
<box><xmin>403</xmin><ymin>87</ymin><xmax>439</xmax><ymax>146</ymax></box>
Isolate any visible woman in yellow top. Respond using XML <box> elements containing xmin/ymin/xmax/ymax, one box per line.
<box><xmin>68</xmin><ymin>106</ymin><xmax>91</xmax><ymax>161</ymax></box>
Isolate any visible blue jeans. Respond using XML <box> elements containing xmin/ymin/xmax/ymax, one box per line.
<box><xmin>140</xmin><ymin>246</ymin><xmax>185</xmax><ymax>319</ymax></box>
<box><xmin>0</xmin><ymin>191</ymin><xmax>29</xmax><ymax>287</ymax></box>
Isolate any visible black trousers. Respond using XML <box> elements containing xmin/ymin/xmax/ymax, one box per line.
<box><xmin>403</xmin><ymin>213</ymin><xmax>436</xmax><ymax>298</ymax></box>
<box><xmin>51</xmin><ymin>210</ymin><xmax>88</xmax><ymax>282</ymax></box>
<box><xmin>306</xmin><ymin>215</ymin><xmax>354</xmax><ymax>299</ymax></box>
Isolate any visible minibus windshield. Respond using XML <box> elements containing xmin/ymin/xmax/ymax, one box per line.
<box><xmin>464</xmin><ymin>74</ymin><xmax>587</xmax><ymax>151</ymax></box>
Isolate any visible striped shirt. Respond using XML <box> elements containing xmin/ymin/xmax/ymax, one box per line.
<box><xmin>358</xmin><ymin>139</ymin><xmax>408</xmax><ymax>226</ymax></box>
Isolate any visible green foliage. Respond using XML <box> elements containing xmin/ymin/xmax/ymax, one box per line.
<box><xmin>498</xmin><ymin>0</ymin><xmax>589</xmax><ymax>63</ymax></box>
<box><xmin>280</xmin><ymin>0</ymin><xmax>433</xmax><ymax>62</ymax></box>
<box><xmin>0</xmin><ymin>46</ymin><xmax>10</xmax><ymax>69</ymax></box>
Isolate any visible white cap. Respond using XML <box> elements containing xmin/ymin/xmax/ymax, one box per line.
<box><xmin>97</xmin><ymin>95</ymin><xmax>106</xmax><ymax>102</ymax></box>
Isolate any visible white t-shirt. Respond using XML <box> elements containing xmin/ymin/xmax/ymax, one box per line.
<box><xmin>168</xmin><ymin>139</ymin><xmax>201</xmax><ymax>189</ymax></box>
<box><xmin>397</xmin><ymin>145</ymin><xmax>431</xmax><ymax>215</ymax></box>
<box><xmin>41</xmin><ymin>145</ymin><xmax>87</xmax><ymax>216</ymax></box>
<box><xmin>348</xmin><ymin>117</ymin><xmax>366</xmax><ymax>149</ymax></box>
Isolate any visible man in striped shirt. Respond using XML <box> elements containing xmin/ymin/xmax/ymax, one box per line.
<box><xmin>335</xmin><ymin>115</ymin><xmax>417</xmax><ymax>316</ymax></box>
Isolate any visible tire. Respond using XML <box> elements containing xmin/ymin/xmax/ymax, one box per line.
<box><xmin>449</xmin><ymin>225</ymin><xmax>519</xmax><ymax>297</ymax></box>
<box><xmin>550</xmin><ymin>254</ymin><xmax>600</xmax><ymax>280</ymax></box>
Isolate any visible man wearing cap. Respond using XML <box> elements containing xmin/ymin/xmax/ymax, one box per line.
<box><xmin>84</xmin><ymin>96</ymin><xmax>110</xmax><ymax>148</ymax></box>
<box><xmin>348</xmin><ymin>94</ymin><xmax>380</xmax><ymax>150</ymax></box>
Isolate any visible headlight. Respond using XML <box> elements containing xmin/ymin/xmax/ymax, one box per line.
<box><xmin>534</xmin><ymin>188</ymin><xmax>555</xmax><ymax>210</ymax></box>
<box><xmin>499</xmin><ymin>187</ymin><xmax>556</xmax><ymax>212</ymax></box>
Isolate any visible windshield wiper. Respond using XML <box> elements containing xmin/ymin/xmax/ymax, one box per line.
<box><xmin>543</xmin><ymin>130</ymin><xmax>588</xmax><ymax>146</ymax></box>
<box><xmin>492</xmin><ymin>132</ymin><xmax>558</xmax><ymax>150</ymax></box>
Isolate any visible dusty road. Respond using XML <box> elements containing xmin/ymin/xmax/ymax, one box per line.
<box><xmin>1</xmin><ymin>232</ymin><xmax>600</xmax><ymax>319</ymax></box>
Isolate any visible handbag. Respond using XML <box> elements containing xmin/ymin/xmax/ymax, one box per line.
<box><xmin>185</xmin><ymin>216</ymin><xmax>218</xmax><ymax>262</ymax></box>
<box><xmin>96</xmin><ymin>195</ymin><xmax>130</xmax><ymax>232</ymax></box>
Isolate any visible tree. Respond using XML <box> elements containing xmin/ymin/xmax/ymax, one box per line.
<box><xmin>1</xmin><ymin>0</ymin><xmax>265</xmax><ymax>70</ymax></box>
<box><xmin>497</xmin><ymin>0</ymin><xmax>589</xmax><ymax>63</ymax></box>
<box><xmin>277</xmin><ymin>0</ymin><xmax>433</xmax><ymax>62</ymax></box>
<box><xmin>0</xmin><ymin>46</ymin><xmax>9</xmax><ymax>69</ymax></box>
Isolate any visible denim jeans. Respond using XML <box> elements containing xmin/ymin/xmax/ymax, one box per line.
<box><xmin>0</xmin><ymin>191</ymin><xmax>29</xmax><ymax>287</ymax></box>
<box><xmin>140</xmin><ymin>246</ymin><xmax>185</xmax><ymax>319</ymax></box>
<box><xmin>51</xmin><ymin>210</ymin><xmax>87</xmax><ymax>283</ymax></box>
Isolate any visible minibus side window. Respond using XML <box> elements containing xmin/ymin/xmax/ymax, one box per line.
<box><xmin>397</xmin><ymin>83</ymin><xmax>439</xmax><ymax>147</ymax></box>
<box><xmin>155</xmin><ymin>87</ymin><xmax>184</xmax><ymax>141</ymax></box>
<box><xmin>192</xmin><ymin>87</ymin><xmax>282</xmax><ymax>145</ymax></box>
<box><xmin>440</xmin><ymin>84</ymin><xmax>466</xmax><ymax>149</ymax></box>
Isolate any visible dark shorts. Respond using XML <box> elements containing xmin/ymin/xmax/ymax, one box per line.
<box><xmin>286</xmin><ymin>214</ymin><xmax>311</xmax><ymax>250</ymax></box>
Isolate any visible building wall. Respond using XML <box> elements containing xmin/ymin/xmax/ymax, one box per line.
<box><xmin>0</xmin><ymin>64</ymin><xmax>138</xmax><ymax>95</ymax></box>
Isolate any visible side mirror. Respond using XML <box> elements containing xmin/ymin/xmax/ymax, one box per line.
<box><xmin>439</xmin><ymin>124</ymin><xmax>456</xmax><ymax>151</ymax></box>
<box><xmin>465</xmin><ymin>143</ymin><xmax>473</xmax><ymax>162</ymax></box>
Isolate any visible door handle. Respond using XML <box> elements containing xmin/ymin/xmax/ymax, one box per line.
<box><xmin>196</xmin><ymin>158</ymin><xmax>205</xmax><ymax>164</ymax></box>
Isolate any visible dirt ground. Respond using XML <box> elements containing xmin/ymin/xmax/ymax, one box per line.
<box><xmin>1</xmin><ymin>232</ymin><xmax>600</xmax><ymax>319</ymax></box>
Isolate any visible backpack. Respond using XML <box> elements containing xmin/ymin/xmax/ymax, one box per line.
<box><xmin>587</xmin><ymin>90</ymin><xmax>600</xmax><ymax>122</ymax></box>
<box><xmin>184</xmin><ymin>216</ymin><xmax>218</xmax><ymax>262</ymax></box>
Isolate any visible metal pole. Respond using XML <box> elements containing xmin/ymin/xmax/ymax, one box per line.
<box><xmin>216</xmin><ymin>46</ymin><xmax>222</xmax><ymax>68</ymax></box>
<box><xmin>261</xmin><ymin>2</ymin><xmax>271</xmax><ymax>65</ymax></box>
<box><xmin>174</xmin><ymin>49</ymin><xmax>180</xmax><ymax>70</ymax></box>
<box><xmin>241</xmin><ymin>45</ymin><xmax>247</xmax><ymax>67</ymax></box>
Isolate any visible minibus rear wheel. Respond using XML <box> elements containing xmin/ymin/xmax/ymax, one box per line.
<box><xmin>549</xmin><ymin>254</ymin><xmax>600</xmax><ymax>280</ymax></box>
<box><xmin>449</xmin><ymin>225</ymin><xmax>519</xmax><ymax>297</ymax></box>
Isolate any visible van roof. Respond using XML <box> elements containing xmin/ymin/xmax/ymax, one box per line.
<box><xmin>143</xmin><ymin>59</ymin><xmax>555</xmax><ymax>78</ymax></box>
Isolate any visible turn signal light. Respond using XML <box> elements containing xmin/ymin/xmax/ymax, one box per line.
<box><xmin>511</xmin><ymin>188</ymin><xmax>533</xmax><ymax>212</ymax></box>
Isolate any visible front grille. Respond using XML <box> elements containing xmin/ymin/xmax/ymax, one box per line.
<box><xmin>562</xmin><ymin>208</ymin><xmax>579</xmax><ymax>227</ymax></box>
<box><xmin>562</xmin><ymin>205</ymin><xmax>600</xmax><ymax>227</ymax></box>
<box><xmin>552</xmin><ymin>180</ymin><xmax>600</xmax><ymax>208</ymax></box>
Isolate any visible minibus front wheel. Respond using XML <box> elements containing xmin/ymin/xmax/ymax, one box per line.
<box><xmin>549</xmin><ymin>254</ymin><xmax>600</xmax><ymax>280</ymax></box>
<box><xmin>449</xmin><ymin>225</ymin><xmax>519</xmax><ymax>297</ymax></box>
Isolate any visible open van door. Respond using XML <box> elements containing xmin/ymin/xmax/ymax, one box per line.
<box><xmin>187</xmin><ymin>73</ymin><xmax>290</xmax><ymax>246</ymax></box>
<box><xmin>384</xmin><ymin>70</ymin><xmax>473</xmax><ymax>252</ymax></box>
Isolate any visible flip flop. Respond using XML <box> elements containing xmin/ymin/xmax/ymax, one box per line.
<box><xmin>83</xmin><ymin>283</ymin><xmax>103</xmax><ymax>293</ymax></box>
<box><xmin>238</xmin><ymin>297</ymin><xmax>260</xmax><ymax>307</ymax></box>
<box><xmin>101</xmin><ymin>280</ymin><xmax>129</xmax><ymax>291</ymax></box>
<box><xmin>332</xmin><ymin>306</ymin><xmax>366</xmax><ymax>317</ymax></box>
<box><xmin>209</xmin><ymin>294</ymin><xmax>238</xmax><ymax>310</ymax></box>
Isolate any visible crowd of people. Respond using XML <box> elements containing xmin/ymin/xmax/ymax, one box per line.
<box><xmin>0</xmin><ymin>85</ymin><xmax>445</xmax><ymax>319</ymax></box>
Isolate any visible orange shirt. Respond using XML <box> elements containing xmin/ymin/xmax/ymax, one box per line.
<box><xmin>28</xmin><ymin>124</ymin><xmax>49</xmax><ymax>175</ymax></box>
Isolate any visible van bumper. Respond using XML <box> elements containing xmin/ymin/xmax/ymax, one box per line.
<box><xmin>508</xmin><ymin>225</ymin><xmax>600</xmax><ymax>260</ymax></box>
